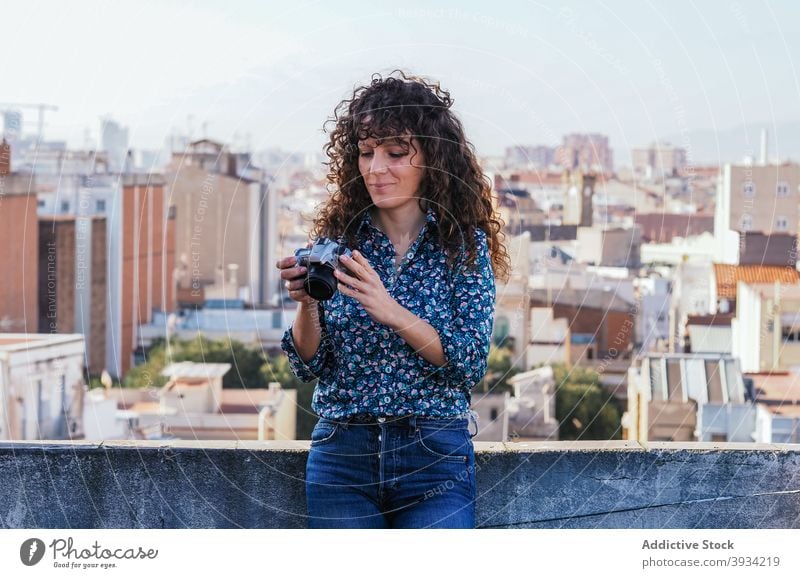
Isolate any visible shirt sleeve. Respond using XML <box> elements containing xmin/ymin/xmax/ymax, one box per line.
<box><xmin>280</xmin><ymin>323</ymin><xmax>333</xmax><ymax>382</ymax></box>
<box><xmin>431</xmin><ymin>228</ymin><xmax>496</xmax><ymax>390</ymax></box>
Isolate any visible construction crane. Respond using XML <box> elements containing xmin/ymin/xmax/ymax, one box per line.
<box><xmin>0</xmin><ymin>102</ymin><xmax>59</xmax><ymax>143</ymax></box>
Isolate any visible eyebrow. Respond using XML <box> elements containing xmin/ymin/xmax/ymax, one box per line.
<box><xmin>358</xmin><ymin>137</ymin><xmax>411</xmax><ymax>149</ymax></box>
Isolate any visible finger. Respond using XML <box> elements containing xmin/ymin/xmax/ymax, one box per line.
<box><xmin>337</xmin><ymin>281</ymin><xmax>359</xmax><ymax>298</ymax></box>
<box><xmin>339</xmin><ymin>254</ymin><xmax>367</xmax><ymax>279</ymax></box>
<box><xmin>284</xmin><ymin>278</ymin><xmax>307</xmax><ymax>291</ymax></box>
<box><xmin>287</xmin><ymin>288</ymin><xmax>309</xmax><ymax>301</ymax></box>
<box><xmin>276</xmin><ymin>255</ymin><xmax>298</xmax><ymax>269</ymax></box>
<box><xmin>351</xmin><ymin>250</ymin><xmax>377</xmax><ymax>277</ymax></box>
<box><xmin>280</xmin><ymin>265</ymin><xmax>307</xmax><ymax>280</ymax></box>
<box><xmin>334</xmin><ymin>269</ymin><xmax>362</xmax><ymax>291</ymax></box>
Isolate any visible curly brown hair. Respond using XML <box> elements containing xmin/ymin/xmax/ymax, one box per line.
<box><xmin>309</xmin><ymin>70</ymin><xmax>511</xmax><ymax>283</ymax></box>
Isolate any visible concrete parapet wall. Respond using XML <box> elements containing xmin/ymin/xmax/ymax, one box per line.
<box><xmin>1</xmin><ymin>441</ymin><xmax>798</xmax><ymax>528</ymax></box>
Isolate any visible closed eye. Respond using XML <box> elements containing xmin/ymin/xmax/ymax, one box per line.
<box><xmin>359</xmin><ymin>152</ymin><xmax>407</xmax><ymax>158</ymax></box>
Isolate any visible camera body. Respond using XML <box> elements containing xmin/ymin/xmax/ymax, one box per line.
<box><xmin>294</xmin><ymin>238</ymin><xmax>353</xmax><ymax>301</ymax></box>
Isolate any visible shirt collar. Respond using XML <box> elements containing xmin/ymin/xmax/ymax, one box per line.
<box><xmin>357</xmin><ymin>206</ymin><xmax>438</xmax><ymax>237</ymax></box>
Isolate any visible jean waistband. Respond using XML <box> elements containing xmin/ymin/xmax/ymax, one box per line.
<box><xmin>320</xmin><ymin>410</ymin><xmax>479</xmax><ymax>437</ymax></box>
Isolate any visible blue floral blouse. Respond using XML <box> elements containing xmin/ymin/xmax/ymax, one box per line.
<box><xmin>280</xmin><ymin>207</ymin><xmax>496</xmax><ymax>420</ymax></box>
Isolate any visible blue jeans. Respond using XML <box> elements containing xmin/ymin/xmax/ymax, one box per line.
<box><xmin>305</xmin><ymin>414</ymin><xmax>478</xmax><ymax>528</ymax></box>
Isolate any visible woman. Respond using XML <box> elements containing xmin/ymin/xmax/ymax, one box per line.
<box><xmin>276</xmin><ymin>71</ymin><xmax>511</xmax><ymax>528</ymax></box>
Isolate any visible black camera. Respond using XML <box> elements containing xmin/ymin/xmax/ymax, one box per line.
<box><xmin>294</xmin><ymin>238</ymin><xmax>353</xmax><ymax>301</ymax></box>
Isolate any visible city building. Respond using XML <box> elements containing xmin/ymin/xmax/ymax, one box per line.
<box><xmin>747</xmin><ymin>372</ymin><xmax>800</xmax><ymax>443</ymax></box>
<box><xmin>493</xmin><ymin>232</ymin><xmax>530</xmax><ymax>369</ymax></box>
<box><xmin>632</xmin><ymin>141</ymin><xmax>687</xmax><ymax>181</ymax></box>
<box><xmin>504</xmin><ymin>145</ymin><xmax>555</xmax><ymax>170</ymax></box>
<box><xmin>0</xmin><ymin>333</ymin><xmax>86</xmax><ymax>440</ymax></box>
<box><xmin>715</xmin><ymin>162</ymin><xmax>800</xmax><ymax>265</ymax></box>
<box><xmin>30</xmin><ymin>144</ymin><xmax>177</xmax><ymax>379</ymax></box>
<box><xmin>635</xmin><ymin>213</ymin><xmax>714</xmax><ymax>244</ymax></box>
<box><xmin>634</xmin><ymin>275</ymin><xmax>671</xmax><ymax>354</ymax></box>
<box><xmin>105</xmin><ymin>174</ymin><xmax>177</xmax><ymax>377</ymax></box>
<box><xmin>470</xmin><ymin>392</ymin><xmax>509</xmax><ymax>442</ymax></box>
<box><xmin>166</xmin><ymin>139</ymin><xmax>277</xmax><ymax>306</ymax></box>
<box><xmin>37</xmin><ymin>216</ymin><xmax>107</xmax><ymax>374</ymax></box>
<box><xmin>556</xmin><ymin>133</ymin><xmax>613</xmax><ymax>174</ymax></box>
<box><xmin>506</xmin><ymin>365</ymin><xmax>559</xmax><ymax>440</ymax></box>
<box><xmin>732</xmin><ymin>283</ymin><xmax>800</xmax><ymax>373</ymax></box>
<box><xmin>530</xmin><ymin>288</ymin><xmax>635</xmax><ymax>361</ymax></box>
<box><xmin>625</xmin><ymin>353</ymin><xmax>754</xmax><ymax>443</ymax></box>
<box><xmin>84</xmin><ymin>374</ymin><xmax>296</xmax><ymax>441</ymax></box>
<box><xmin>576</xmin><ymin>226</ymin><xmax>642</xmax><ymax>269</ymax></box>
<box><xmin>671</xmin><ymin>262</ymin><xmax>800</xmax><ymax>355</ymax></box>
<box><xmin>0</xmin><ymin>139</ymin><xmax>37</xmax><ymax>334</ymax></box>
<box><xmin>100</xmin><ymin>117</ymin><xmax>130</xmax><ymax>172</ymax></box>
<box><xmin>529</xmin><ymin>307</ymin><xmax>570</xmax><ymax>367</ymax></box>
<box><xmin>562</xmin><ymin>171</ymin><xmax>594</xmax><ymax>227</ymax></box>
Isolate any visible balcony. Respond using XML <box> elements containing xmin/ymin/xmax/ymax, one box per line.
<box><xmin>1</xmin><ymin>440</ymin><xmax>798</xmax><ymax>528</ymax></box>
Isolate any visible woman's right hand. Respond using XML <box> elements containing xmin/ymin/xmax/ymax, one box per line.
<box><xmin>276</xmin><ymin>253</ymin><xmax>317</xmax><ymax>307</ymax></box>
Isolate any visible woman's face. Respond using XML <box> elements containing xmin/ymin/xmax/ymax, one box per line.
<box><xmin>357</xmin><ymin>132</ymin><xmax>426</xmax><ymax>212</ymax></box>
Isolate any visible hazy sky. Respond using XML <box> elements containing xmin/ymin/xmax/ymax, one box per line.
<box><xmin>2</xmin><ymin>0</ymin><xmax>799</xmax><ymax>162</ymax></box>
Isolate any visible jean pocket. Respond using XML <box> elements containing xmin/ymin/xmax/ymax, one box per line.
<box><xmin>310</xmin><ymin>420</ymin><xmax>338</xmax><ymax>447</ymax></box>
<box><xmin>415</xmin><ymin>426</ymin><xmax>471</xmax><ymax>462</ymax></box>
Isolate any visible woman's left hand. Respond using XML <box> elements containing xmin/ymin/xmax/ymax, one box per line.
<box><xmin>334</xmin><ymin>250</ymin><xmax>402</xmax><ymax>328</ymax></box>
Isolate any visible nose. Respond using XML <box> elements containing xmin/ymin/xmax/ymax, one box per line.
<box><xmin>368</xmin><ymin>150</ymin><xmax>389</xmax><ymax>174</ymax></box>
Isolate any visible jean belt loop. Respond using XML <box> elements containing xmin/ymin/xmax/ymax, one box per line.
<box><xmin>408</xmin><ymin>415</ymin><xmax>417</xmax><ymax>436</ymax></box>
<box><xmin>468</xmin><ymin>409</ymin><xmax>479</xmax><ymax>439</ymax></box>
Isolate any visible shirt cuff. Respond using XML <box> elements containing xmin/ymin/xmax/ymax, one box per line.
<box><xmin>280</xmin><ymin>325</ymin><xmax>329</xmax><ymax>382</ymax></box>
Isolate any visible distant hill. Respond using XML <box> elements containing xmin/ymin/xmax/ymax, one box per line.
<box><xmin>662</xmin><ymin>120</ymin><xmax>800</xmax><ymax>165</ymax></box>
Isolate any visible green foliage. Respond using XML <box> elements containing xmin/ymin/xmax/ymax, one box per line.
<box><xmin>123</xmin><ymin>335</ymin><xmax>268</xmax><ymax>390</ymax></box>
<box><xmin>551</xmin><ymin>363</ymin><xmax>621</xmax><ymax>440</ymax></box>
<box><xmin>551</xmin><ymin>363</ymin><xmax>601</xmax><ymax>388</ymax></box>
<box><xmin>123</xmin><ymin>343</ymin><xmax>170</xmax><ymax>389</ymax></box>
<box><xmin>480</xmin><ymin>343</ymin><xmax>521</xmax><ymax>395</ymax></box>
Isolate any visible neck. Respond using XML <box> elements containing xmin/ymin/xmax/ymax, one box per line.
<box><xmin>370</xmin><ymin>204</ymin><xmax>427</xmax><ymax>242</ymax></box>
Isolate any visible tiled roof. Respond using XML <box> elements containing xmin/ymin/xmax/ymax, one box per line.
<box><xmin>713</xmin><ymin>264</ymin><xmax>800</xmax><ymax>299</ymax></box>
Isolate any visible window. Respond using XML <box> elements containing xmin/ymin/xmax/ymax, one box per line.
<box><xmin>60</xmin><ymin>201</ymin><xmax>69</xmax><ymax>213</ymax></box>
<box><xmin>96</xmin><ymin>199</ymin><xmax>106</xmax><ymax>212</ymax></box>
<box><xmin>490</xmin><ymin>408</ymin><xmax>499</xmax><ymax>421</ymax></box>
<box><xmin>776</xmin><ymin>216</ymin><xmax>789</xmax><ymax>231</ymax></box>
<box><xmin>777</xmin><ymin>181</ymin><xmax>790</xmax><ymax>197</ymax></box>
<box><xmin>742</xmin><ymin>181</ymin><xmax>756</xmax><ymax>197</ymax></box>
<box><xmin>740</xmin><ymin>214</ymin><xmax>753</xmax><ymax>230</ymax></box>
<box><xmin>37</xmin><ymin>199</ymin><xmax>45</xmax><ymax>208</ymax></box>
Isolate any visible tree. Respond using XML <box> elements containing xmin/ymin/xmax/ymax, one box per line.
<box><xmin>551</xmin><ymin>363</ymin><xmax>622</xmax><ymax>440</ymax></box>
<box><xmin>123</xmin><ymin>336</ymin><xmax>267</xmax><ymax>390</ymax></box>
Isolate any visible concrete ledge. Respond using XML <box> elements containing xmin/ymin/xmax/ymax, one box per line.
<box><xmin>1</xmin><ymin>441</ymin><xmax>799</xmax><ymax>528</ymax></box>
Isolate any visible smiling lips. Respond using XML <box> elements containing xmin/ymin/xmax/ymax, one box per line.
<box><xmin>371</xmin><ymin>183</ymin><xmax>395</xmax><ymax>190</ymax></box>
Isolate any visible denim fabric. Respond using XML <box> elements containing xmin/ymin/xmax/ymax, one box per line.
<box><xmin>305</xmin><ymin>415</ymin><xmax>477</xmax><ymax>529</ymax></box>
<box><xmin>280</xmin><ymin>207</ymin><xmax>496</xmax><ymax>420</ymax></box>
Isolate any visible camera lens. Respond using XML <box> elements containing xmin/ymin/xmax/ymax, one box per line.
<box><xmin>303</xmin><ymin>265</ymin><xmax>337</xmax><ymax>301</ymax></box>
